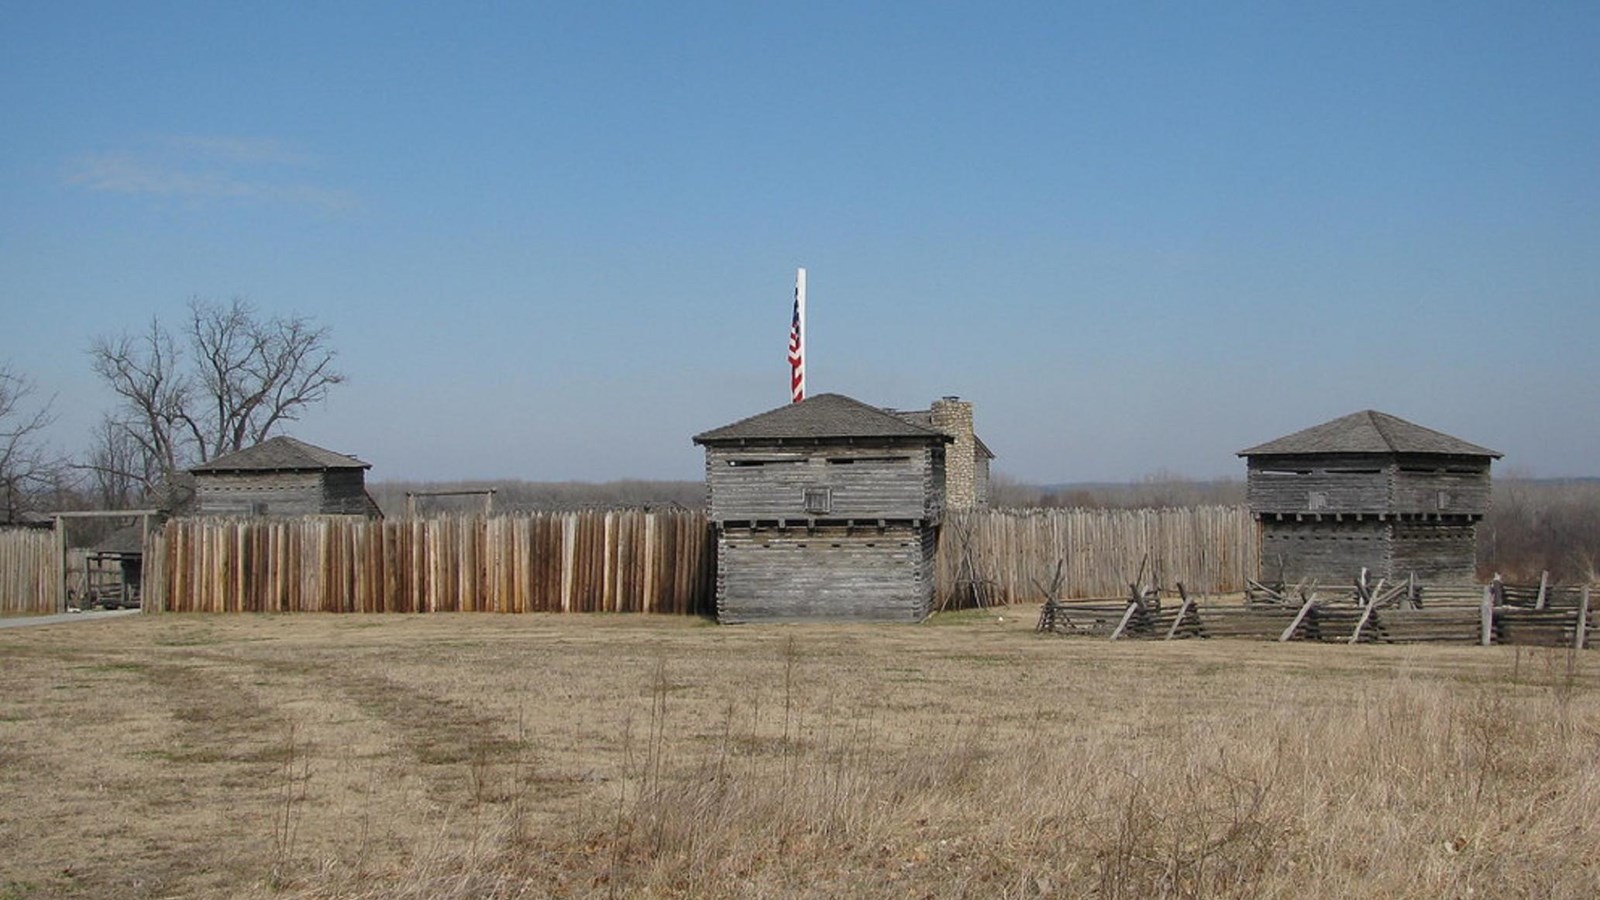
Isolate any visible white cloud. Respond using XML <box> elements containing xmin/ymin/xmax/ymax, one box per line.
<box><xmin>63</xmin><ymin>135</ymin><xmax>355</xmax><ymax>212</ymax></box>
<box><xmin>156</xmin><ymin>134</ymin><xmax>315</xmax><ymax>166</ymax></box>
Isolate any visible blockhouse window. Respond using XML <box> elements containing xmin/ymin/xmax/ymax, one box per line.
<box><xmin>1437</xmin><ymin>491</ymin><xmax>1451</xmax><ymax>510</ymax></box>
<box><xmin>803</xmin><ymin>487</ymin><xmax>833</xmax><ymax>514</ymax></box>
<box><xmin>827</xmin><ymin>456</ymin><xmax>912</xmax><ymax>465</ymax></box>
<box><xmin>1307</xmin><ymin>491</ymin><xmax>1329</xmax><ymax>510</ymax></box>
<box><xmin>727</xmin><ymin>458</ymin><xmax>803</xmax><ymax>467</ymax></box>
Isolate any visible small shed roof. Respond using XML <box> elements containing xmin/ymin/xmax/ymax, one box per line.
<box><xmin>93</xmin><ymin>524</ymin><xmax>146</xmax><ymax>556</ymax></box>
<box><xmin>693</xmin><ymin>393</ymin><xmax>952</xmax><ymax>445</ymax></box>
<box><xmin>192</xmin><ymin>436</ymin><xmax>372</xmax><ymax>473</ymax></box>
<box><xmin>1238</xmin><ymin>410</ymin><xmax>1502</xmax><ymax>458</ymax></box>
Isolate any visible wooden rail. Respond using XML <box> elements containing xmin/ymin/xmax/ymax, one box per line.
<box><xmin>1038</xmin><ymin>577</ymin><xmax>1596</xmax><ymax>648</ymax></box>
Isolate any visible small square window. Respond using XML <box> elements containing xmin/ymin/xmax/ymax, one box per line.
<box><xmin>251</xmin><ymin>502</ymin><xmax>269</xmax><ymax>517</ymax></box>
<box><xmin>1307</xmin><ymin>491</ymin><xmax>1328</xmax><ymax>510</ymax></box>
<box><xmin>1437</xmin><ymin>491</ymin><xmax>1451</xmax><ymax>510</ymax></box>
<box><xmin>803</xmin><ymin>487</ymin><xmax>832</xmax><ymax>514</ymax></box>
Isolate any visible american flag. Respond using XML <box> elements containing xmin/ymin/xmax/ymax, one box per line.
<box><xmin>788</xmin><ymin>268</ymin><xmax>806</xmax><ymax>403</ymax></box>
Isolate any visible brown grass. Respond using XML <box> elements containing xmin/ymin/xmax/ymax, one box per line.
<box><xmin>0</xmin><ymin>610</ymin><xmax>1595</xmax><ymax>898</ymax></box>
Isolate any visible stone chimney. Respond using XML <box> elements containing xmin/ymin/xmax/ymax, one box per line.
<box><xmin>931</xmin><ymin>396</ymin><xmax>977</xmax><ymax>510</ymax></box>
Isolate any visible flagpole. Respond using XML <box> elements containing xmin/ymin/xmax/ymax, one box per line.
<box><xmin>795</xmin><ymin>267</ymin><xmax>806</xmax><ymax>401</ymax></box>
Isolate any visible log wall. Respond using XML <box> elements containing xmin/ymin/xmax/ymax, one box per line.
<box><xmin>934</xmin><ymin>506</ymin><xmax>1258</xmax><ymax>607</ymax></box>
<box><xmin>716</xmin><ymin>525</ymin><xmax>935</xmax><ymax>623</ymax></box>
<box><xmin>703</xmin><ymin>442</ymin><xmax>943</xmax><ymax>523</ymax></box>
<box><xmin>0</xmin><ymin>528</ymin><xmax>59</xmax><ymax>615</ymax></box>
<box><xmin>195</xmin><ymin>470</ymin><xmax>374</xmax><ymax>517</ymax></box>
<box><xmin>1246</xmin><ymin>454</ymin><xmax>1493</xmax><ymax>517</ymax></box>
<box><xmin>1246</xmin><ymin>454</ymin><xmax>1393</xmax><ymax>513</ymax></box>
<box><xmin>146</xmin><ymin>511</ymin><xmax>714</xmax><ymax>614</ymax></box>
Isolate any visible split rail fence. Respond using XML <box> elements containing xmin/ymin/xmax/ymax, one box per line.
<box><xmin>1037</xmin><ymin>576</ymin><xmax>1594</xmax><ymax>649</ymax></box>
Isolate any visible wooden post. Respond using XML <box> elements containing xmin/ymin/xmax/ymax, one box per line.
<box><xmin>1280</xmin><ymin>592</ymin><xmax>1317</xmax><ymax>643</ymax></box>
<box><xmin>1481</xmin><ymin>585</ymin><xmax>1494</xmax><ymax>647</ymax></box>
<box><xmin>1536</xmin><ymin>571</ymin><xmax>1549</xmax><ymax>609</ymax></box>
<box><xmin>139</xmin><ymin>512</ymin><xmax>151</xmax><ymax>613</ymax></box>
<box><xmin>1165</xmin><ymin>582</ymin><xmax>1195</xmax><ymax>640</ymax></box>
<box><xmin>54</xmin><ymin>515</ymin><xmax>67</xmax><ymax>613</ymax></box>
<box><xmin>1577</xmin><ymin>586</ymin><xmax>1590</xmax><ymax>651</ymax></box>
<box><xmin>1109</xmin><ymin>599</ymin><xmax>1140</xmax><ymax>641</ymax></box>
<box><xmin>1349</xmin><ymin>595</ymin><xmax>1381</xmax><ymax>644</ymax></box>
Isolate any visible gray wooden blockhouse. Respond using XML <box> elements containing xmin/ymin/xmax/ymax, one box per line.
<box><xmin>1239</xmin><ymin>410</ymin><xmax>1500</xmax><ymax>583</ymax></box>
<box><xmin>693</xmin><ymin>393</ymin><xmax>952</xmax><ymax>622</ymax></box>
<box><xmin>190</xmin><ymin>436</ymin><xmax>381</xmax><ymax>518</ymax></box>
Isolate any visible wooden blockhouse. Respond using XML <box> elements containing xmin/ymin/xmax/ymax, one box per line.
<box><xmin>190</xmin><ymin>436</ymin><xmax>381</xmax><ymax>517</ymax></box>
<box><xmin>1239</xmin><ymin>410</ymin><xmax>1500</xmax><ymax>583</ymax></box>
<box><xmin>693</xmin><ymin>393</ymin><xmax>952</xmax><ymax>622</ymax></box>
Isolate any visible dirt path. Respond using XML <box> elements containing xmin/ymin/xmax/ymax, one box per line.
<box><xmin>0</xmin><ymin>609</ymin><xmax>141</xmax><ymax>629</ymax></box>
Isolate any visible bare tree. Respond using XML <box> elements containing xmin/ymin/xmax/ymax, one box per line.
<box><xmin>81</xmin><ymin>415</ymin><xmax>151</xmax><ymax>510</ymax></box>
<box><xmin>89</xmin><ymin>317</ymin><xmax>190</xmax><ymax>487</ymax></box>
<box><xmin>89</xmin><ymin>297</ymin><xmax>345</xmax><ymax>490</ymax></box>
<box><xmin>0</xmin><ymin>363</ymin><xmax>60</xmax><ymax>522</ymax></box>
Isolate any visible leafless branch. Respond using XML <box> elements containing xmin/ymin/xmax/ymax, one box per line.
<box><xmin>89</xmin><ymin>297</ymin><xmax>345</xmax><ymax>487</ymax></box>
<box><xmin>0</xmin><ymin>362</ymin><xmax>62</xmax><ymax>521</ymax></box>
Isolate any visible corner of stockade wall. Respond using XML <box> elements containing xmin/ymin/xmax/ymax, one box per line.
<box><xmin>145</xmin><ymin>511</ymin><xmax>716</xmax><ymax>614</ymax></box>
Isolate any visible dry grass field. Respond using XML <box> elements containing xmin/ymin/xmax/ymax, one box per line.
<box><xmin>1</xmin><ymin>610</ymin><xmax>1596</xmax><ymax>899</ymax></box>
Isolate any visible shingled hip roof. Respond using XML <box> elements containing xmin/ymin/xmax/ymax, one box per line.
<box><xmin>1238</xmin><ymin>410</ymin><xmax>1502</xmax><ymax>458</ymax></box>
<box><xmin>191</xmin><ymin>435</ymin><xmax>372</xmax><ymax>473</ymax></box>
<box><xmin>693</xmin><ymin>393</ymin><xmax>952</xmax><ymax>444</ymax></box>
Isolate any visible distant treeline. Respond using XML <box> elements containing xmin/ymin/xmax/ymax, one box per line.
<box><xmin>1479</xmin><ymin>478</ymin><xmax>1600</xmax><ymax>583</ymax></box>
<box><xmin>368</xmin><ymin>475</ymin><xmax>1250</xmax><ymax>517</ymax></box>
<box><xmin>369</xmin><ymin>479</ymin><xmax>706</xmax><ymax>516</ymax></box>
<box><xmin>988</xmin><ymin>474</ymin><xmax>1248</xmax><ymax>510</ymax></box>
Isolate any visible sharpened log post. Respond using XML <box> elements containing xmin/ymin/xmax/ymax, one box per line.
<box><xmin>1481</xmin><ymin>585</ymin><xmax>1494</xmax><ymax>647</ymax></box>
<box><xmin>54</xmin><ymin>515</ymin><xmax>67</xmax><ymax>613</ymax></box>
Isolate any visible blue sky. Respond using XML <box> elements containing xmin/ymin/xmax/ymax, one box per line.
<box><xmin>3</xmin><ymin>2</ymin><xmax>1597</xmax><ymax>483</ymax></box>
